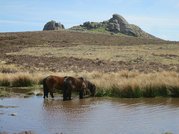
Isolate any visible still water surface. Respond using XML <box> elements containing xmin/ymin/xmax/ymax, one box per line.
<box><xmin>0</xmin><ymin>97</ymin><xmax>179</xmax><ymax>134</ymax></box>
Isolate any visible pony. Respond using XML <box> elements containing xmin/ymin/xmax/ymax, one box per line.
<box><xmin>63</xmin><ymin>77</ymin><xmax>87</xmax><ymax>101</ymax></box>
<box><xmin>83</xmin><ymin>80</ymin><xmax>96</xmax><ymax>97</ymax></box>
<box><xmin>43</xmin><ymin>75</ymin><xmax>66</xmax><ymax>98</ymax></box>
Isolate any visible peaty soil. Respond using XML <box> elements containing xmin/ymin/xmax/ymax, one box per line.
<box><xmin>6</xmin><ymin>54</ymin><xmax>179</xmax><ymax>73</ymax></box>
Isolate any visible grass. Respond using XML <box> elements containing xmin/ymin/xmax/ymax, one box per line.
<box><xmin>7</xmin><ymin>44</ymin><xmax>179</xmax><ymax>65</ymax></box>
<box><xmin>0</xmin><ymin>61</ymin><xmax>20</xmax><ymax>73</ymax></box>
<box><xmin>11</xmin><ymin>74</ymin><xmax>34</xmax><ymax>87</ymax></box>
<box><xmin>85</xmin><ymin>71</ymin><xmax>179</xmax><ymax>98</ymax></box>
<box><xmin>0</xmin><ymin>70</ymin><xmax>179</xmax><ymax>98</ymax></box>
<box><xmin>0</xmin><ymin>73</ymin><xmax>43</xmax><ymax>87</ymax></box>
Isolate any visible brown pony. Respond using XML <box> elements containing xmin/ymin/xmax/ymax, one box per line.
<box><xmin>83</xmin><ymin>80</ymin><xmax>96</xmax><ymax>97</ymax></box>
<box><xmin>43</xmin><ymin>75</ymin><xmax>66</xmax><ymax>98</ymax></box>
<box><xmin>63</xmin><ymin>77</ymin><xmax>87</xmax><ymax>101</ymax></box>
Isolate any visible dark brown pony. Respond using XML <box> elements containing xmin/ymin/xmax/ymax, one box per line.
<box><xmin>63</xmin><ymin>77</ymin><xmax>87</xmax><ymax>101</ymax></box>
<box><xmin>43</xmin><ymin>75</ymin><xmax>66</xmax><ymax>98</ymax></box>
<box><xmin>84</xmin><ymin>80</ymin><xmax>96</xmax><ymax>97</ymax></box>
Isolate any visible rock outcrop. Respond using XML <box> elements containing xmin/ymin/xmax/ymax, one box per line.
<box><xmin>43</xmin><ymin>20</ymin><xmax>64</xmax><ymax>31</ymax></box>
<box><xmin>107</xmin><ymin>14</ymin><xmax>137</xmax><ymax>36</ymax></box>
<box><xmin>70</xmin><ymin>14</ymin><xmax>155</xmax><ymax>38</ymax></box>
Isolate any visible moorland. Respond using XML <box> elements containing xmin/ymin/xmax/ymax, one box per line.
<box><xmin>0</xmin><ymin>29</ymin><xmax>179</xmax><ymax>97</ymax></box>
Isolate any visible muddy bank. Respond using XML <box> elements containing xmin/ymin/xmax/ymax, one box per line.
<box><xmin>0</xmin><ymin>130</ymin><xmax>36</xmax><ymax>134</ymax></box>
<box><xmin>0</xmin><ymin>87</ymin><xmax>43</xmax><ymax>98</ymax></box>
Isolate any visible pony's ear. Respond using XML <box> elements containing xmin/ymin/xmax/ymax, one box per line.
<box><xmin>64</xmin><ymin>76</ymin><xmax>68</xmax><ymax>82</ymax></box>
<box><xmin>78</xmin><ymin>77</ymin><xmax>85</xmax><ymax>81</ymax></box>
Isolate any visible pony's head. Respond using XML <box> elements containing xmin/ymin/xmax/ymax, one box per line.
<box><xmin>78</xmin><ymin>77</ymin><xmax>85</xmax><ymax>81</ymax></box>
<box><xmin>89</xmin><ymin>83</ymin><xmax>96</xmax><ymax>97</ymax></box>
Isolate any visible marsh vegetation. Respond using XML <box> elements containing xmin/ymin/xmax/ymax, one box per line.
<box><xmin>0</xmin><ymin>69</ymin><xmax>179</xmax><ymax>98</ymax></box>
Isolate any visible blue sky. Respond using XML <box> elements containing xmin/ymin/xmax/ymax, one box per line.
<box><xmin>0</xmin><ymin>0</ymin><xmax>179</xmax><ymax>41</ymax></box>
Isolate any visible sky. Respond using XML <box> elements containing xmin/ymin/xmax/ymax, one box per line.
<box><xmin>0</xmin><ymin>0</ymin><xmax>179</xmax><ymax>41</ymax></box>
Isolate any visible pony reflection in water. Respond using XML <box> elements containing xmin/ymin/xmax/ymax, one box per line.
<box><xmin>43</xmin><ymin>75</ymin><xmax>67</xmax><ymax>98</ymax></box>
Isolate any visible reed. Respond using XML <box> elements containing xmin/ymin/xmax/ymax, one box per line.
<box><xmin>90</xmin><ymin>71</ymin><xmax>179</xmax><ymax>98</ymax></box>
<box><xmin>0</xmin><ymin>72</ymin><xmax>44</xmax><ymax>87</ymax></box>
<box><xmin>11</xmin><ymin>73</ymin><xmax>34</xmax><ymax>87</ymax></box>
<box><xmin>0</xmin><ymin>71</ymin><xmax>179</xmax><ymax>98</ymax></box>
<box><xmin>0</xmin><ymin>74</ymin><xmax>11</xmax><ymax>86</ymax></box>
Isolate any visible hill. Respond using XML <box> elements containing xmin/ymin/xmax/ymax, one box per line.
<box><xmin>0</xmin><ymin>30</ymin><xmax>179</xmax><ymax>73</ymax></box>
<box><xmin>69</xmin><ymin>14</ymin><xmax>157</xmax><ymax>39</ymax></box>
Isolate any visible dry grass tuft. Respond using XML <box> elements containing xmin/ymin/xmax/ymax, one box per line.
<box><xmin>0</xmin><ymin>70</ymin><xmax>179</xmax><ymax>97</ymax></box>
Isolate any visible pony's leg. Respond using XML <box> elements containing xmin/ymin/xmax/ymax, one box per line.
<box><xmin>79</xmin><ymin>90</ymin><xmax>84</xmax><ymax>99</ymax></box>
<box><xmin>50</xmin><ymin>91</ymin><xmax>54</xmax><ymax>98</ymax></box>
<box><xmin>46</xmin><ymin>91</ymin><xmax>48</xmax><ymax>98</ymax></box>
<box><xmin>43</xmin><ymin>87</ymin><xmax>47</xmax><ymax>98</ymax></box>
<box><xmin>43</xmin><ymin>94</ymin><xmax>46</xmax><ymax>98</ymax></box>
<box><xmin>63</xmin><ymin>88</ymin><xmax>67</xmax><ymax>101</ymax></box>
<box><xmin>43</xmin><ymin>90</ymin><xmax>48</xmax><ymax>98</ymax></box>
<box><xmin>63</xmin><ymin>88</ymin><xmax>72</xmax><ymax>100</ymax></box>
<box><xmin>43</xmin><ymin>77</ymin><xmax>49</xmax><ymax>99</ymax></box>
<box><xmin>68</xmin><ymin>89</ymin><xmax>72</xmax><ymax>100</ymax></box>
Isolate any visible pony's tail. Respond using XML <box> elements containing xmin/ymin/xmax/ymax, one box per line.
<box><xmin>43</xmin><ymin>77</ymin><xmax>48</xmax><ymax>98</ymax></box>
